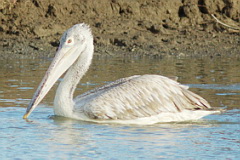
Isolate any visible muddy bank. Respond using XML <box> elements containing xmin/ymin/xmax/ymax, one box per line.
<box><xmin>0</xmin><ymin>0</ymin><xmax>240</xmax><ymax>59</ymax></box>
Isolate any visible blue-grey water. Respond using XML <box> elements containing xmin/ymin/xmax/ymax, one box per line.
<box><xmin>0</xmin><ymin>56</ymin><xmax>239</xmax><ymax>159</ymax></box>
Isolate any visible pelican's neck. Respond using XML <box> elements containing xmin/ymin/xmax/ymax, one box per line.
<box><xmin>54</xmin><ymin>43</ymin><xmax>94</xmax><ymax>117</ymax></box>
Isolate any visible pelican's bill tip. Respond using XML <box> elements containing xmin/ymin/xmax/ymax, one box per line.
<box><xmin>23</xmin><ymin>112</ymin><xmax>29</xmax><ymax>119</ymax></box>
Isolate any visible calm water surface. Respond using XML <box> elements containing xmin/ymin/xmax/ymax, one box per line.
<box><xmin>0</xmin><ymin>56</ymin><xmax>239</xmax><ymax>159</ymax></box>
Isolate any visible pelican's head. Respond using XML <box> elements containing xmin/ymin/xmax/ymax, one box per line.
<box><xmin>23</xmin><ymin>23</ymin><xmax>93</xmax><ymax>119</ymax></box>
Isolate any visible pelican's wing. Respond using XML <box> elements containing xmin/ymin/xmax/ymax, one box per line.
<box><xmin>77</xmin><ymin>75</ymin><xmax>140</xmax><ymax>99</ymax></box>
<box><xmin>74</xmin><ymin>75</ymin><xmax>210</xmax><ymax>120</ymax></box>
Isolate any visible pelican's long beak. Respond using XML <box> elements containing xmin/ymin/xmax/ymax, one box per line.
<box><xmin>23</xmin><ymin>46</ymin><xmax>80</xmax><ymax>119</ymax></box>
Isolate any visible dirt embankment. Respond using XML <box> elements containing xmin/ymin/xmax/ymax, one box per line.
<box><xmin>0</xmin><ymin>0</ymin><xmax>240</xmax><ymax>59</ymax></box>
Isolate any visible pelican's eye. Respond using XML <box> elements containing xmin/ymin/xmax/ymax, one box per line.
<box><xmin>67</xmin><ymin>39</ymin><xmax>72</xmax><ymax>44</ymax></box>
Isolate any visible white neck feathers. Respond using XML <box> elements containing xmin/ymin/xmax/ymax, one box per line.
<box><xmin>53</xmin><ymin>40</ymin><xmax>94</xmax><ymax>117</ymax></box>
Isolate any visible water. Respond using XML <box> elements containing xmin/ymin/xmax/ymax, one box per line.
<box><xmin>0</xmin><ymin>56</ymin><xmax>239</xmax><ymax>159</ymax></box>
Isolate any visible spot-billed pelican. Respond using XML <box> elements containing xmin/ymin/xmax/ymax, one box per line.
<box><xmin>23</xmin><ymin>23</ymin><xmax>219</xmax><ymax>124</ymax></box>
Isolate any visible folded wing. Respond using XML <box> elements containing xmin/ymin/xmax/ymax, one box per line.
<box><xmin>74</xmin><ymin>75</ymin><xmax>210</xmax><ymax>120</ymax></box>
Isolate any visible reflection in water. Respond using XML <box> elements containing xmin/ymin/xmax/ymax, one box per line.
<box><xmin>0</xmin><ymin>53</ymin><xmax>240</xmax><ymax>160</ymax></box>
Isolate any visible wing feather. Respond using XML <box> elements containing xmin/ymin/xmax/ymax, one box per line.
<box><xmin>74</xmin><ymin>75</ymin><xmax>211</xmax><ymax>120</ymax></box>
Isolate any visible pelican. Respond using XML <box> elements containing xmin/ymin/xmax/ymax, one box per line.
<box><xmin>23</xmin><ymin>23</ymin><xmax>219</xmax><ymax>124</ymax></box>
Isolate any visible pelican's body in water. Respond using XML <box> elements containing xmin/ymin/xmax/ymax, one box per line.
<box><xmin>23</xmin><ymin>23</ymin><xmax>219</xmax><ymax>124</ymax></box>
